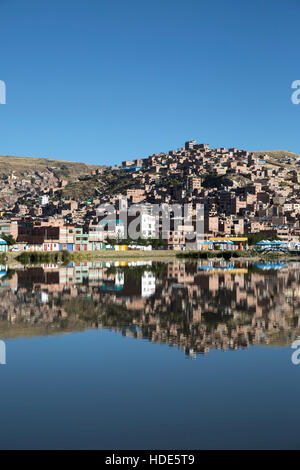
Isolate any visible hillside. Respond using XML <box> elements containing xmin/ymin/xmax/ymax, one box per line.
<box><xmin>0</xmin><ymin>155</ymin><xmax>105</xmax><ymax>181</ymax></box>
<box><xmin>58</xmin><ymin>168</ymin><xmax>142</xmax><ymax>200</ymax></box>
<box><xmin>1</xmin><ymin>145</ymin><xmax>300</xmax><ymax>206</ymax></box>
<box><xmin>253</xmin><ymin>150</ymin><xmax>300</xmax><ymax>160</ymax></box>
<box><xmin>57</xmin><ymin>148</ymin><xmax>300</xmax><ymax>201</ymax></box>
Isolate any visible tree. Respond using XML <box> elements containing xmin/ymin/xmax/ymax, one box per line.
<box><xmin>0</xmin><ymin>233</ymin><xmax>16</xmax><ymax>246</ymax></box>
<box><xmin>150</xmin><ymin>235</ymin><xmax>167</xmax><ymax>249</ymax></box>
<box><xmin>246</xmin><ymin>231</ymin><xmax>279</xmax><ymax>245</ymax></box>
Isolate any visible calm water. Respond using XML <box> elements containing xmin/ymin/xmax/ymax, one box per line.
<box><xmin>0</xmin><ymin>260</ymin><xmax>300</xmax><ymax>449</ymax></box>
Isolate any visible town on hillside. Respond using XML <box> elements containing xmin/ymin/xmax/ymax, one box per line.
<box><xmin>0</xmin><ymin>139</ymin><xmax>299</xmax><ymax>252</ymax></box>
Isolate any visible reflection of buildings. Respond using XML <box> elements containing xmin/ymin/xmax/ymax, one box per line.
<box><xmin>141</xmin><ymin>271</ymin><xmax>156</xmax><ymax>297</ymax></box>
<box><xmin>0</xmin><ymin>261</ymin><xmax>300</xmax><ymax>356</ymax></box>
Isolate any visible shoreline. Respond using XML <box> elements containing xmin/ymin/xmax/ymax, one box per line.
<box><xmin>3</xmin><ymin>249</ymin><xmax>300</xmax><ymax>265</ymax></box>
<box><xmin>3</xmin><ymin>249</ymin><xmax>178</xmax><ymax>264</ymax></box>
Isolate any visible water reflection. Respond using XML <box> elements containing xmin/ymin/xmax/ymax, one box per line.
<box><xmin>0</xmin><ymin>260</ymin><xmax>300</xmax><ymax>357</ymax></box>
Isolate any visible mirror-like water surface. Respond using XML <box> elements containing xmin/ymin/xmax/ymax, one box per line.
<box><xmin>0</xmin><ymin>260</ymin><xmax>299</xmax><ymax>449</ymax></box>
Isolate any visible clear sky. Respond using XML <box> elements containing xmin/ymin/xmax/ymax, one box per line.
<box><xmin>0</xmin><ymin>0</ymin><xmax>300</xmax><ymax>165</ymax></box>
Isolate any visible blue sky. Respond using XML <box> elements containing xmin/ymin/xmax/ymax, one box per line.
<box><xmin>0</xmin><ymin>0</ymin><xmax>300</xmax><ymax>165</ymax></box>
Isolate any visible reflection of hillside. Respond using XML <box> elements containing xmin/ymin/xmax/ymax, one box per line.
<box><xmin>0</xmin><ymin>261</ymin><xmax>300</xmax><ymax>356</ymax></box>
<box><xmin>0</xmin><ymin>318</ymin><xmax>87</xmax><ymax>338</ymax></box>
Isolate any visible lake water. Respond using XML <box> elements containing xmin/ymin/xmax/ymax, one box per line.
<box><xmin>0</xmin><ymin>259</ymin><xmax>299</xmax><ymax>449</ymax></box>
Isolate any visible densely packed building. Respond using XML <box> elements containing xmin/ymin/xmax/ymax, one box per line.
<box><xmin>1</xmin><ymin>140</ymin><xmax>300</xmax><ymax>250</ymax></box>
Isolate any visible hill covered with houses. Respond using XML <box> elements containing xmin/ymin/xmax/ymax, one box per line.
<box><xmin>0</xmin><ymin>140</ymin><xmax>299</xmax><ymax>251</ymax></box>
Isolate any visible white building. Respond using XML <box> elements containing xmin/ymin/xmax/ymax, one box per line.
<box><xmin>141</xmin><ymin>213</ymin><xmax>156</xmax><ymax>239</ymax></box>
<box><xmin>39</xmin><ymin>195</ymin><xmax>49</xmax><ymax>206</ymax></box>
